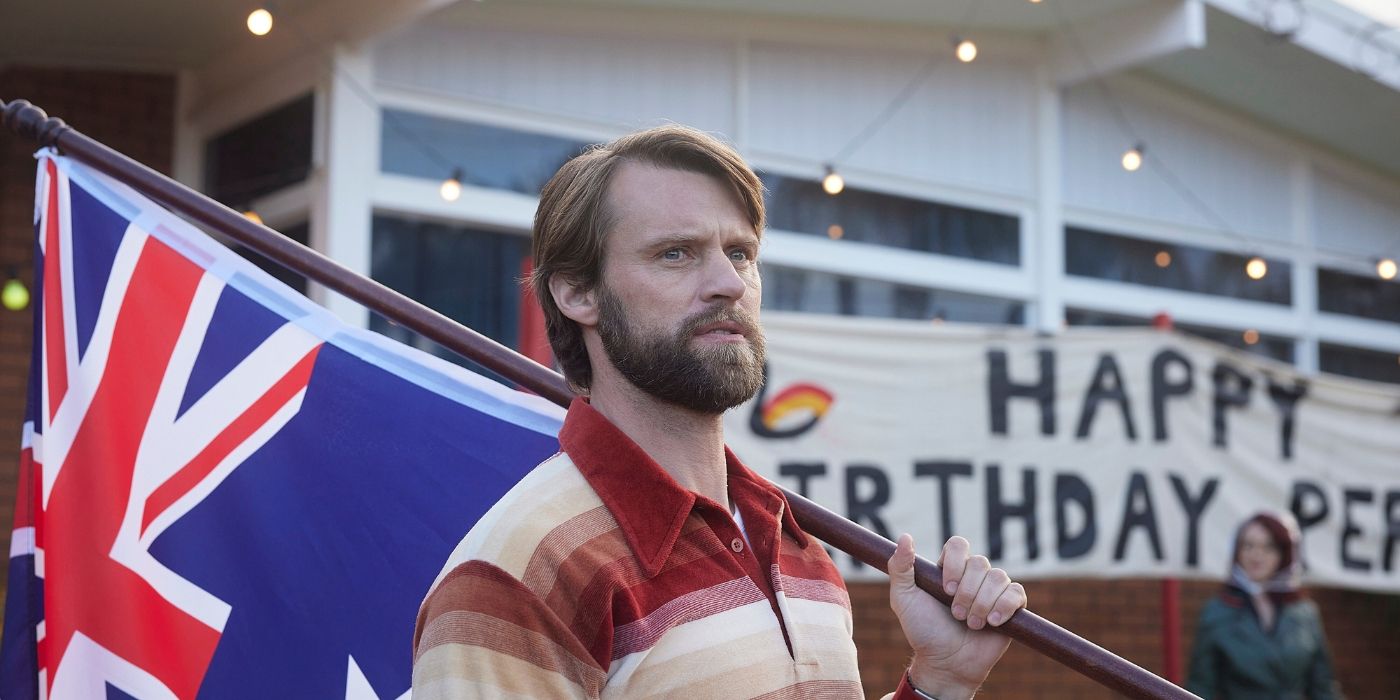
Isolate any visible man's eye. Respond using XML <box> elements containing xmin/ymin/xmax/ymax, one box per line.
<box><xmin>729</xmin><ymin>249</ymin><xmax>751</xmax><ymax>262</ymax></box>
<box><xmin>662</xmin><ymin>249</ymin><xmax>684</xmax><ymax>261</ymax></box>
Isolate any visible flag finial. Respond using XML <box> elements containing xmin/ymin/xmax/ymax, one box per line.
<box><xmin>1</xmin><ymin>98</ymin><xmax>71</xmax><ymax>148</ymax></box>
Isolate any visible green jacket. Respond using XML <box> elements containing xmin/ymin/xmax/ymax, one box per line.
<box><xmin>1186</xmin><ymin>591</ymin><xmax>1339</xmax><ymax>700</ymax></box>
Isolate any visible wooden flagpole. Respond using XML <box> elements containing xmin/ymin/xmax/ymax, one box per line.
<box><xmin>1</xmin><ymin>97</ymin><xmax>1198</xmax><ymax>700</ymax></box>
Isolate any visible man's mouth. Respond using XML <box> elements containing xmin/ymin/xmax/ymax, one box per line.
<box><xmin>694</xmin><ymin>321</ymin><xmax>747</xmax><ymax>338</ymax></box>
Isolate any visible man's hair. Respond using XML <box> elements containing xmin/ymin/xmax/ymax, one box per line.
<box><xmin>529</xmin><ymin>125</ymin><xmax>765</xmax><ymax>391</ymax></box>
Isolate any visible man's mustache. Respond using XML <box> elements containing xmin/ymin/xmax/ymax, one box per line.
<box><xmin>679</xmin><ymin>305</ymin><xmax>760</xmax><ymax>339</ymax></box>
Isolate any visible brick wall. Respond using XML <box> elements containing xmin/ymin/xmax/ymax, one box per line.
<box><xmin>850</xmin><ymin>578</ymin><xmax>1400</xmax><ymax>699</ymax></box>
<box><xmin>0</xmin><ymin>66</ymin><xmax>176</xmax><ymax>629</ymax></box>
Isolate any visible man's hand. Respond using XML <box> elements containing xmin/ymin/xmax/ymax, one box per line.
<box><xmin>887</xmin><ymin>534</ymin><xmax>1026</xmax><ymax>700</ymax></box>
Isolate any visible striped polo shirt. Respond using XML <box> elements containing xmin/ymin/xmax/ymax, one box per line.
<box><xmin>411</xmin><ymin>398</ymin><xmax>871</xmax><ymax>698</ymax></box>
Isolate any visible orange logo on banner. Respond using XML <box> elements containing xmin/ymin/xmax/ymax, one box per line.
<box><xmin>749</xmin><ymin>364</ymin><xmax>833</xmax><ymax>439</ymax></box>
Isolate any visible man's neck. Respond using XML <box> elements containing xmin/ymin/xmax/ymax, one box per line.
<box><xmin>587</xmin><ymin>379</ymin><xmax>730</xmax><ymax>508</ymax></box>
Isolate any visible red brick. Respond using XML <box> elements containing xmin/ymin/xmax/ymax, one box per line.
<box><xmin>850</xmin><ymin>578</ymin><xmax>1399</xmax><ymax>698</ymax></box>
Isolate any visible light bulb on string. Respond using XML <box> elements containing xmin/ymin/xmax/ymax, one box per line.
<box><xmin>1121</xmin><ymin>143</ymin><xmax>1145</xmax><ymax>172</ymax></box>
<box><xmin>954</xmin><ymin>37</ymin><xmax>978</xmax><ymax>63</ymax></box>
<box><xmin>821</xmin><ymin>164</ymin><xmax>844</xmax><ymax>196</ymax></box>
<box><xmin>1377</xmin><ymin>258</ymin><xmax>1397</xmax><ymax>280</ymax></box>
<box><xmin>440</xmin><ymin>168</ymin><xmax>464</xmax><ymax>202</ymax></box>
<box><xmin>242</xmin><ymin>209</ymin><xmax>263</xmax><ymax>225</ymax></box>
<box><xmin>247</xmin><ymin>8</ymin><xmax>273</xmax><ymax>36</ymax></box>
<box><xmin>1154</xmin><ymin>250</ymin><xmax>1172</xmax><ymax>268</ymax></box>
<box><xmin>1242</xmin><ymin>329</ymin><xmax>1260</xmax><ymax>346</ymax></box>
<box><xmin>2</xmin><ymin>269</ymin><xmax>29</xmax><ymax>312</ymax></box>
<box><xmin>827</xmin><ymin>224</ymin><xmax>844</xmax><ymax>240</ymax></box>
<box><xmin>1245</xmin><ymin>256</ymin><xmax>1268</xmax><ymax>280</ymax></box>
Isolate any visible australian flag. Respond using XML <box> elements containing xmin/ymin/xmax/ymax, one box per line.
<box><xmin>0</xmin><ymin>152</ymin><xmax>565</xmax><ymax>698</ymax></box>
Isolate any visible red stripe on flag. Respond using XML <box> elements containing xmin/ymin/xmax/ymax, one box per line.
<box><xmin>13</xmin><ymin>448</ymin><xmax>35</xmax><ymax>531</ymax></box>
<box><xmin>44</xmin><ymin>236</ymin><xmax>220</xmax><ymax>700</ymax></box>
<box><xmin>32</xmin><ymin>461</ymin><xmax>44</xmax><ymax>550</ymax></box>
<box><xmin>43</xmin><ymin>160</ymin><xmax>68</xmax><ymax>421</ymax></box>
<box><xmin>140</xmin><ymin>344</ymin><xmax>322</xmax><ymax>535</ymax></box>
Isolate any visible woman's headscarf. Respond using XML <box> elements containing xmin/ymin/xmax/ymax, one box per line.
<box><xmin>1226</xmin><ymin>510</ymin><xmax>1303</xmax><ymax>600</ymax></box>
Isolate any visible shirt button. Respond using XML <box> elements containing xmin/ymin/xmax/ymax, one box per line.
<box><xmin>731</xmin><ymin>537</ymin><xmax>745</xmax><ymax>553</ymax></box>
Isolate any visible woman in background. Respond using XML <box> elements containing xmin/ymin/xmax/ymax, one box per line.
<box><xmin>1186</xmin><ymin>511</ymin><xmax>1340</xmax><ymax>699</ymax></box>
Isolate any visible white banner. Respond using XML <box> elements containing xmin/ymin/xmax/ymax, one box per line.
<box><xmin>726</xmin><ymin>313</ymin><xmax>1400</xmax><ymax>592</ymax></box>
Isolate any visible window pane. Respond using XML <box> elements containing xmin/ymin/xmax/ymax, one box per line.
<box><xmin>1317</xmin><ymin>268</ymin><xmax>1400</xmax><ymax>323</ymax></box>
<box><xmin>763</xmin><ymin>264</ymin><xmax>1023</xmax><ymax>325</ymax></box>
<box><xmin>1063</xmin><ymin>309</ymin><xmax>1148</xmax><ymax>328</ymax></box>
<box><xmin>380</xmin><ymin>110</ymin><xmax>593</xmax><ymax>195</ymax></box>
<box><xmin>762</xmin><ymin>173</ymin><xmax>1019</xmax><ymax>265</ymax></box>
<box><xmin>1065</xmin><ymin>308</ymin><xmax>1294</xmax><ymax>363</ymax></box>
<box><xmin>1320</xmin><ymin>343</ymin><xmax>1400</xmax><ymax>385</ymax></box>
<box><xmin>1065</xmin><ymin>227</ymin><xmax>1292</xmax><ymax>306</ymax></box>
<box><xmin>232</xmin><ymin>222</ymin><xmax>310</xmax><ymax>295</ymax></box>
<box><xmin>369</xmin><ymin>215</ymin><xmax>529</xmax><ymax>383</ymax></box>
<box><xmin>204</xmin><ymin>94</ymin><xmax>314</xmax><ymax>206</ymax></box>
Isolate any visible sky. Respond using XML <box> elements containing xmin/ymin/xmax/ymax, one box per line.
<box><xmin>1333</xmin><ymin>0</ymin><xmax>1400</xmax><ymax>28</ymax></box>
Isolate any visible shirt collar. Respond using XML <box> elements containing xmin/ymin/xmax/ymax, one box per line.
<box><xmin>559</xmin><ymin>397</ymin><xmax>808</xmax><ymax>578</ymax></box>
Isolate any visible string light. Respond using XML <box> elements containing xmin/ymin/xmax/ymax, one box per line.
<box><xmin>1052</xmin><ymin>0</ymin><xmax>1278</xmax><ymax>282</ymax></box>
<box><xmin>1121</xmin><ymin>143</ymin><xmax>1145</xmax><ymax>172</ymax></box>
<box><xmin>826</xmin><ymin>224</ymin><xmax>844</xmax><ymax>240</ymax></box>
<box><xmin>821</xmin><ymin>165</ymin><xmax>845</xmax><ymax>195</ymax></box>
<box><xmin>1028</xmin><ymin>0</ymin><xmax>1043</xmax><ymax>3</ymax></box>
<box><xmin>1377</xmin><ymin>258</ymin><xmax>1397</xmax><ymax>280</ymax></box>
<box><xmin>954</xmin><ymin>37</ymin><xmax>978</xmax><ymax>63</ymax></box>
<box><xmin>1245</xmin><ymin>256</ymin><xmax>1268</xmax><ymax>280</ymax></box>
<box><xmin>247</xmin><ymin>8</ymin><xmax>273</xmax><ymax>36</ymax></box>
<box><xmin>2</xmin><ymin>269</ymin><xmax>29</xmax><ymax>311</ymax></box>
<box><xmin>440</xmin><ymin>168</ymin><xmax>464</xmax><ymax>202</ymax></box>
<box><xmin>242</xmin><ymin>209</ymin><xmax>263</xmax><ymax>225</ymax></box>
<box><xmin>1242</xmin><ymin>329</ymin><xmax>1260</xmax><ymax>345</ymax></box>
<box><xmin>1154</xmin><ymin>250</ymin><xmax>1171</xmax><ymax>268</ymax></box>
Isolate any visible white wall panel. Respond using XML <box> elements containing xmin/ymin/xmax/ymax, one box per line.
<box><xmin>1312</xmin><ymin>167</ymin><xmax>1400</xmax><ymax>258</ymax></box>
<box><xmin>374</xmin><ymin>26</ymin><xmax>735</xmax><ymax>134</ymax></box>
<box><xmin>746</xmin><ymin>42</ymin><xmax>1037</xmax><ymax>198</ymax></box>
<box><xmin>1061</xmin><ymin>81</ymin><xmax>1294</xmax><ymax>243</ymax></box>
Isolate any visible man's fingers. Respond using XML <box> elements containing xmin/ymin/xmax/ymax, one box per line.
<box><xmin>949</xmin><ymin>553</ymin><xmax>989</xmax><ymax>621</ymax></box>
<box><xmin>987</xmin><ymin>582</ymin><xmax>1028</xmax><ymax>627</ymax></box>
<box><xmin>965</xmin><ymin>568</ymin><xmax>1011</xmax><ymax>630</ymax></box>
<box><xmin>938</xmin><ymin>536</ymin><xmax>970</xmax><ymax>597</ymax></box>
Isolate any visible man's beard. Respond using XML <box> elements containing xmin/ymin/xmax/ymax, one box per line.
<box><xmin>596</xmin><ymin>286</ymin><xmax>766</xmax><ymax>415</ymax></box>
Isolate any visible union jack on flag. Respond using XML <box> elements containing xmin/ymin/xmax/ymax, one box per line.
<box><xmin>0</xmin><ymin>152</ymin><xmax>564</xmax><ymax>698</ymax></box>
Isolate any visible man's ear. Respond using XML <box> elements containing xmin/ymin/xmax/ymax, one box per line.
<box><xmin>548</xmin><ymin>274</ymin><xmax>599</xmax><ymax>327</ymax></box>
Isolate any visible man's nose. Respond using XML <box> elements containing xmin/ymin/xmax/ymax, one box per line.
<box><xmin>700</xmin><ymin>249</ymin><xmax>748</xmax><ymax>303</ymax></box>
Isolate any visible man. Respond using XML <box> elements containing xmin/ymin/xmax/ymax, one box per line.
<box><xmin>412</xmin><ymin>125</ymin><xmax>1026</xmax><ymax>699</ymax></box>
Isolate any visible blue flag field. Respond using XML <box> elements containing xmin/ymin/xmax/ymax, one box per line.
<box><xmin>0</xmin><ymin>152</ymin><xmax>564</xmax><ymax>699</ymax></box>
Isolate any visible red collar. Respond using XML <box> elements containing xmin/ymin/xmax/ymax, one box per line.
<box><xmin>559</xmin><ymin>397</ymin><xmax>808</xmax><ymax>578</ymax></box>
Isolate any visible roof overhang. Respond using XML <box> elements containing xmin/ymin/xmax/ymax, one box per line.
<box><xmin>1141</xmin><ymin>2</ymin><xmax>1400</xmax><ymax>178</ymax></box>
<box><xmin>3</xmin><ymin>0</ymin><xmax>1395</xmax><ymax>177</ymax></box>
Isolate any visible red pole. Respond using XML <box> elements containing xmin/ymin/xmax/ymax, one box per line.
<box><xmin>516</xmin><ymin>258</ymin><xmax>552</xmax><ymax>367</ymax></box>
<box><xmin>1162</xmin><ymin>579</ymin><xmax>1181</xmax><ymax>682</ymax></box>
<box><xmin>1152</xmin><ymin>311</ymin><xmax>1182</xmax><ymax>683</ymax></box>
